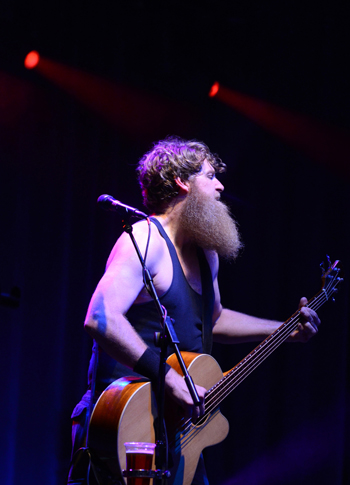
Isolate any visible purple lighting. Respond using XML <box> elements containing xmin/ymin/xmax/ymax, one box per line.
<box><xmin>222</xmin><ymin>403</ymin><xmax>344</xmax><ymax>484</ymax></box>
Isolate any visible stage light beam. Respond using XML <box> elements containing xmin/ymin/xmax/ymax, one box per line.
<box><xmin>27</xmin><ymin>56</ymin><xmax>199</xmax><ymax>139</ymax></box>
<box><xmin>209</xmin><ymin>81</ymin><xmax>350</xmax><ymax>178</ymax></box>
<box><xmin>24</xmin><ymin>51</ymin><xmax>40</xmax><ymax>69</ymax></box>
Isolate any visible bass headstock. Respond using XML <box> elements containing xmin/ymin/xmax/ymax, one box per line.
<box><xmin>320</xmin><ymin>256</ymin><xmax>343</xmax><ymax>302</ymax></box>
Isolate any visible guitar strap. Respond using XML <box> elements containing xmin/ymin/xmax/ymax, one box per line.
<box><xmin>197</xmin><ymin>248</ymin><xmax>214</xmax><ymax>354</ymax></box>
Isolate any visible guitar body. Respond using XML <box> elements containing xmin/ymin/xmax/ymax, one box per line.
<box><xmin>88</xmin><ymin>352</ymin><xmax>229</xmax><ymax>485</ymax></box>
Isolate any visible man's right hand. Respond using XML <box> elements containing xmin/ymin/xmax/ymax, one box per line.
<box><xmin>164</xmin><ymin>368</ymin><xmax>206</xmax><ymax>421</ymax></box>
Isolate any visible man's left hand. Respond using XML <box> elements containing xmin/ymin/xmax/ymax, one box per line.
<box><xmin>288</xmin><ymin>297</ymin><xmax>321</xmax><ymax>342</ymax></box>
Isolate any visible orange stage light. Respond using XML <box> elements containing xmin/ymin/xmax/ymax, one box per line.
<box><xmin>24</xmin><ymin>51</ymin><xmax>40</xmax><ymax>69</ymax></box>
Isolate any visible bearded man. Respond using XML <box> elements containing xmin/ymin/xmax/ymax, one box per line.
<box><xmin>67</xmin><ymin>136</ymin><xmax>320</xmax><ymax>485</ymax></box>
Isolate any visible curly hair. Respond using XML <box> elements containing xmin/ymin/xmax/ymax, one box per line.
<box><xmin>137</xmin><ymin>136</ymin><xmax>226</xmax><ymax>213</ymax></box>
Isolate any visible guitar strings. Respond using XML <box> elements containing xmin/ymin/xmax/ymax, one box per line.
<box><xmin>172</xmin><ymin>278</ymin><xmax>339</xmax><ymax>447</ymax></box>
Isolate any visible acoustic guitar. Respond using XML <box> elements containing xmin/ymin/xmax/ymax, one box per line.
<box><xmin>88</xmin><ymin>258</ymin><xmax>342</xmax><ymax>485</ymax></box>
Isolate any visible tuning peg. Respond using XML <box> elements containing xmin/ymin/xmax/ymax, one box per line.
<box><xmin>326</xmin><ymin>255</ymin><xmax>332</xmax><ymax>268</ymax></box>
<box><xmin>320</xmin><ymin>262</ymin><xmax>326</xmax><ymax>276</ymax></box>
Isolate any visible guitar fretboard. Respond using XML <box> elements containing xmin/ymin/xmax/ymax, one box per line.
<box><xmin>201</xmin><ymin>262</ymin><xmax>341</xmax><ymax>419</ymax></box>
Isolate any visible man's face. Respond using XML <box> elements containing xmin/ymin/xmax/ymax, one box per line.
<box><xmin>189</xmin><ymin>160</ymin><xmax>224</xmax><ymax>200</ymax></box>
<box><xmin>180</xmin><ymin>163</ymin><xmax>242</xmax><ymax>260</ymax></box>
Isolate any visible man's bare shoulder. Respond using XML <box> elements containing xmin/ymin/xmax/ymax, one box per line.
<box><xmin>106</xmin><ymin>219</ymin><xmax>166</xmax><ymax>270</ymax></box>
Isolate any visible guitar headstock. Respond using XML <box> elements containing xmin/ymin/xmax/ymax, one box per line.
<box><xmin>320</xmin><ymin>256</ymin><xmax>343</xmax><ymax>301</ymax></box>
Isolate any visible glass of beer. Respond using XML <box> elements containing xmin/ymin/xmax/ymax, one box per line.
<box><xmin>124</xmin><ymin>442</ymin><xmax>156</xmax><ymax>485</ymax></box>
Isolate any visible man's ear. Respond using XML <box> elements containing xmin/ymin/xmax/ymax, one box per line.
<box><xmin>174</xmin><ymin>177</ymin><xmax>190</xmax><ymax>194</ymax></box>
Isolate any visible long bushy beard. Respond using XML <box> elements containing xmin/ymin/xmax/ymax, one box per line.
<box><xmin>180</xmin><ymin>184</ymin><xmax>243</xmax><ymax>261</ymax></box>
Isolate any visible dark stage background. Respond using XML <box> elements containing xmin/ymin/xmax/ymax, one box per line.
<box><xmin>1</xmin><ymin>2</ymin><xmax>349</xmax><ymax>484</ymax></box>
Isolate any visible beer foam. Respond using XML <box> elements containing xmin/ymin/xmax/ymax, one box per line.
<box><xmin>124</xmin><ymin>442</ymin><xmax>156</xmax><ymax>454</ymax></box>
<box><xmin>126</xmin><ymin>449</ymin><xmax>154</xmax><ymax>454</ymax></box>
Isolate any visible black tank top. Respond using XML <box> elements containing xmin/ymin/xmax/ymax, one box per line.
<box><xmin>90</xmin><ymin>218</ymin><xmax>214</xmax><ymax>394</ymax></box>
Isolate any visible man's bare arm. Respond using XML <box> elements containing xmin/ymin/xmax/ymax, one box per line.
<box><xmin>207</xmin><ymin>252</ymin><xmax>320</xmax><ymax>344</ymax></box>
<box><xmin>213</xmin><ymin>307</ymin><xmax>280</xmax><ymax>343</ymax></box>
<box><xmin>84</xmin><ymin>223</ymin><xmax>153</xmax><ymax>368</ymax></box>
<box><xmin>213</xmin><ymin>301</ymin><xmax>320</xmax><ymax>344</ymax></box>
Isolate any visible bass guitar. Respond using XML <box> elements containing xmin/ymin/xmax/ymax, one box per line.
<box><xmin>88</xmin><ymin>258</ymin><xmax>342</xmax><ymax>485</ymax></box>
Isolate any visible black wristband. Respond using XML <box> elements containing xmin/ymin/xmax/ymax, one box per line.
<box><xmin>134</xmin><ymin>348</ymin><xmax>171</xmax><ymax>383</ymax></box>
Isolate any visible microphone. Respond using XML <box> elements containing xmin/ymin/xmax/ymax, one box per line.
<box><xmin>97</xmin><ymin>194</ymin><xmax>148</xmax><ymax>219</ymax></box>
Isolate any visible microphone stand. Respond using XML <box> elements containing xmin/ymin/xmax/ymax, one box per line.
<box><xmin>120</xmin><ymin>215</ymin><xmax>200</xmax><ymax>485</ymax></box>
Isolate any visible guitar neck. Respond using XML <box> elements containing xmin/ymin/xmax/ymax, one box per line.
<box><xmin>205</xmin><ymin>288</ymin><xmax>329</xmax><ymax>412</ymax></box>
